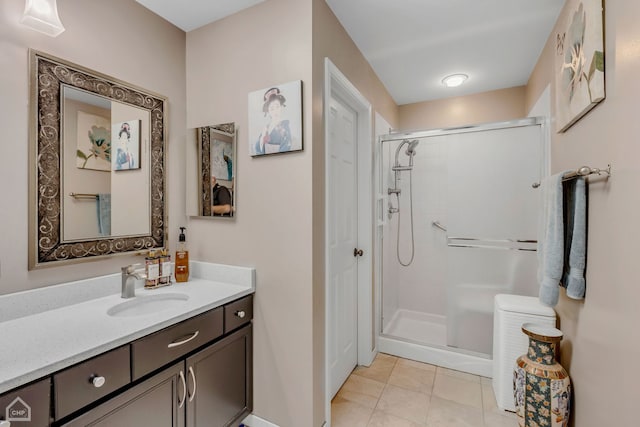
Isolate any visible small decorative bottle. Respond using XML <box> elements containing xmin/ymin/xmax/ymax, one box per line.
<box><xmin>159</xmin><ymin>249</ymin><xmax>172</xmax><ymax>286</ymax></box>
<box><xmin>514</xmin><ymin>323</ymin><xmax>571</xmax><ymax>427</ymax></box>
<box><xmin>144</xmin><ymin>250</ymin><xmax>159</xmax><ymax>288</ymax></box>
<box><xmin>175</xmin><ymin>227</ymin><xmax>189</xmax><ymax>283</ymax></box>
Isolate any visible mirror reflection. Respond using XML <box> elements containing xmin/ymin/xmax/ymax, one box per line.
<box><xmin>29</xmin><ymin>50</ymin><xmax>167</xmax><ymax>269</ymax></box>
<box><xmin>62</xmin><ymin>87</ymin><xmax>151</xmax><ymax>240</ymax></box>
<box><xmin>188</xmin><ymin>123</ymin><xmax>236</xmax><ymax>218</ymax></box>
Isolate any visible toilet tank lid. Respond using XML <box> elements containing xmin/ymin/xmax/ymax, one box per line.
<box><xmin>494</xmin><ymin>294</ymin><xmax>556</xmax><ymax>317</ymax></box>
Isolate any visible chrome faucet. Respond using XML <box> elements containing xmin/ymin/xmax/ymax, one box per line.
<box><xmin>121</xmin><ymin>264</ymin><xmax>146</xmax><ymax>299</ymax></box>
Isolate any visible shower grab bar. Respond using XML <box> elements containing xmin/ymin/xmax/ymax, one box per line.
<box><xmin>532</xmin><ymin>164</ymin><xmax>611</xmax><ymax>188</ymax></box>
<box><xmin>447</xmin><ymin>237</ymin><xmax>537</xmax><ymax>252</ymax></box>
<box><xmin>432</xmin><ymin>221</ymin><xmax>447</xmax><ymax>232</ymax></box>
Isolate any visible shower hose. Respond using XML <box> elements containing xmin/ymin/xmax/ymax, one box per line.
<box><xmin>395</xmin><ymin>169</ymin><xmax>415</xmax><ymax>266</ymax></box>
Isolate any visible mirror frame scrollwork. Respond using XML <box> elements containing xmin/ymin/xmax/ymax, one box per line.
<box><xmin>28</xmin><ymin>50</ymin><xmax>167</xmax><ymax>269</ymax></box>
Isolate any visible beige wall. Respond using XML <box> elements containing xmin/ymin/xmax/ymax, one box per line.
<box><xmin>526</xmin><ymin>2</ymin><xmax>640</xmax><ymax>426</ymax></box>
<box><xmin>186</xmin><ymin>1</ymin><xmax>400</xmax><ymax>425</ymax></box>
<box><xmin>0</xmin><ymin>0</ymin><xmax>185</xmax><ymax>293</ymax></box>
<box><xmin>398</xmin><ymin>86</ymin><xmax>527</xmax><ymax>131</ymax></box>
<box><xmin>110</xmin><ymin>102</ymin><xmax>151</xmax><ymax>236</ymax></box>
<box><xmin>185</xmin><ymin>0</ymin><xmax>315</xmax><ymax>425</ymax></box>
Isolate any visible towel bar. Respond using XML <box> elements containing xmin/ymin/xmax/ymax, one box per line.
<box><xmin>532</xmin><ymin>164</ymin><xmax>611</xmax><ymax>188</ymax></box>
<box><xmin>70</xmin><ymin>192</ymin><xmax>99</xmax><ymax>200</ymax></box>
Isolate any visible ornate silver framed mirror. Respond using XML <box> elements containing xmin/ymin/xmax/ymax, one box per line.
<box><xmin>28</xmin><ymin>50</ymin><xmax>167</xmax><ymax>269</ymax></box>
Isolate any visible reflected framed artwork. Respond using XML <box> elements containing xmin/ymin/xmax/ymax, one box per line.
<box><xmin>555</xmin><ymin>0</ymin><xmax>605</xmax><ymax>133</ymax></box>
<box><xmin>112</xmin><ymin>119</ymin><xmax>141</xmax><ymax>170</ymax></box>
<box><xmin>248</xmin><ymin>80</ymin><xmax>303</xmax><ymax>156</ymax></box>
<box><xmin>76</xmin><ymin>111</ymin><xmax>111</xmax><ymax>171</ymax></box>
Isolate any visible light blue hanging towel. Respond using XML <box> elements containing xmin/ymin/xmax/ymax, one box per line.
<box><xmin>537</xmin><ymin>171</ymin><xmax>571</xmax><ymax>306</ymax></box>
<box><xmin>97</xmin><ymin>193</ymin><xmax>111</xmax><ymax>236</ymax></box>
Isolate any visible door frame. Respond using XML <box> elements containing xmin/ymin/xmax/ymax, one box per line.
<box><xmin>324</xmin><ymin>58</ymin><xmax>375</xmax><ymax>423</ymax></box>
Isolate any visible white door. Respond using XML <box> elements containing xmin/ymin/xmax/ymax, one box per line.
<box><xmin>328</xmin><ymin>94</ymin><xmax>359</xmax><ymax>398</ymax></box>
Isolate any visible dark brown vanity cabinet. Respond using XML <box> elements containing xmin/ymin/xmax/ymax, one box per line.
<box><xmin>65</xmin><ymin>294</ymin><xmax>253</xmax><ymax>427</ymax></box>
<box><xmin>0</xmin><ymin>294</ymin><xmax>253</xmax><ymax>427</ymax></box>
<box><xmin>63</xmin><ymin>324</ymin><xmax>252</xmax><ymax>427</ymax></box>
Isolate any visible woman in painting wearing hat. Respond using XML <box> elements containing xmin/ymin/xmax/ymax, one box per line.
<box><xmin>255</xmin><ymin>87</ymin><xmax>292</xmax><ymax>154</ymax></box>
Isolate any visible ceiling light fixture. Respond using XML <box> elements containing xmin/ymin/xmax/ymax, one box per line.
<box><xmin>442</xmin><ymin>74</ymin><xmax>468</xmax><ymax>88</ymax></box>
<box><xmin>20</xmin><ymin>0</ymin><xmax>65</xmax><ymax>37</ymax></box>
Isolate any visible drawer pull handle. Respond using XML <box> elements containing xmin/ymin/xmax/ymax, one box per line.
<box><xmin>167</xmin><ymin>331</ymin><xmax>200</xmax><ymax>348</ymax></box>
<box><xmin>178</xmin><ymin>370</ymin><xmax>187</xmax><ymax>408</ymax></box>
<box><xmin>188</xmin><ymin>366</ymin><xmax>197</xmax><ymax>402</ymax></box>
<box><xmin>91</xmin><ymin>375</ymin><xmax>106</xmax><ymax>388</ymax></box>
<box><xmin>235</xmin><ymin>310</ymin><xmax>246</xmax><ymax>319</ymax></box>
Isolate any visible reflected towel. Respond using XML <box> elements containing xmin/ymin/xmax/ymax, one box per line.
<box><xmin>562</xmin><ymin>177</ymin><xmax>587</xmax><ymax>299</ymax></box>
<box><xmin>537</xmin><ymin>171</ymin><xmax>570</xmax><ymax>306</ymax></box>
<box><xmin>97</xmin><ymin>193</ymin><xmax>111</xmax><ymax>236</ymax></box>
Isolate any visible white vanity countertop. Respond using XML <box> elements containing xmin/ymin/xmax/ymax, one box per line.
<box><xmin>0</xmin><ymin>261</ymin><xmax>255</xmax><ymax>395</ymax></box>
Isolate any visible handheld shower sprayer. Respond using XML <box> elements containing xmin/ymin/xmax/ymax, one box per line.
<box><xmin>406</xmin><ymin>139</ymin><xmax>419</xmax><ymax>155</ymax></box>
<box><xmin>393</xmin><ymin>139</ymin><xmax>419</xmax><ymax>169</ymax></box>
<box><xmin>388</xmin><ymin>139</ymin><xmax>420</xmax><ymax>195</ymax></box>
<box><xmin>405</xmin><ymin>139</ymin><xmax>419</xmax><ymax>166</ymax></box>
<box><xmin>387</xmin><ymin>138</ymin><xmax>420</xmax><ymax>266</ymax></box>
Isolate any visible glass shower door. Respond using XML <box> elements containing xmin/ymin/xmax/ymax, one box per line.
<box><xmin>445</xmin><ymin>124</ymin><xmax>542</xmax><ymax>355</ymax></box>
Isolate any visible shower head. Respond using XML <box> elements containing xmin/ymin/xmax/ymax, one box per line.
<box><xmin>406</xmin><ymin>139</ymin><xmax>419</xmax><ymax>156</ymax></box>
<box><xmin>393</xmin><ymin>139</ymin><xmax>419</xmax><ymax>169</ymax></box>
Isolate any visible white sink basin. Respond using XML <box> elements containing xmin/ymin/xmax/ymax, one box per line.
<box><xmin>107</xmin><ymin>293</ymin><xmax>189</xmax><ymax>317</ymax></box>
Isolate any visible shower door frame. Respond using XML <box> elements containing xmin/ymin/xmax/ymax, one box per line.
<box><xmin>375</xmin><ymin>116</ymin><xmax>548</xmax><ymax>377</ymax></box>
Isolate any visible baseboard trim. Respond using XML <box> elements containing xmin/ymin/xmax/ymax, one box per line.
<box><xmin>242</xmin><ymin>414</ymin><xmax>281</xmax><ymax>427</ymax></box>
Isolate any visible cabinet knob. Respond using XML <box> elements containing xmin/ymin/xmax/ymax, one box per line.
<box><xmin>91</xmin><ymin>375</ymin><xmax>106</xmax><ymax>388</ymax></box>
<box><xmin>0</xmin><ymin>420</ymin><xmax>11</xmax><ymax>427</ymax></box>
<box><xmin>235</xmin><ymin>310</ymin><xmax>246</xmax><ymax>319</ymax></box>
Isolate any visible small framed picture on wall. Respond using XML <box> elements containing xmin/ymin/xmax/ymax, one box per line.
<box><xmin>248</xmin><ymin>80</ymin><xmax>303</xmax><ymax>156</ymax></box>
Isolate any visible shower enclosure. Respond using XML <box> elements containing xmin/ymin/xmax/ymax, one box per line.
<box><xmin>376</xmin><ymin>118</ymin><xmax>546</xmax><ymax>376</ymax></box>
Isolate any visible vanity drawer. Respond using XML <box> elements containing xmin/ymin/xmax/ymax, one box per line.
<box><xmin>224</xmin><ymin>294</ymin><xmax>253</xmax><ymax>332</ymax></box>
<box><xmin>131</xmin><ymin>307</ymin><xmax>223</xmax><ymax>380</ymax></box>
<box><xmin>0</xmin><ymin>378</ymin><xmax>51</xmax><ymax>427</ymax></box>
<box><xmin>54</xmin><ymin>345</ymin><xmax>130</xmax><ymax>420</ymax></box>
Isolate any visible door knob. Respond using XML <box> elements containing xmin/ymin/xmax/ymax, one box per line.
<box><xmin>353</xmin><ymin>248</ymin><xmax>363</xmax><ymax>257</ymax></box>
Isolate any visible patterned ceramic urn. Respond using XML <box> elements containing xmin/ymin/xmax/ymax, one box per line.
<box><xmin>513</xmin><ymin>323</ymin><xmax>571</xmax><ymax>427</ymax></box>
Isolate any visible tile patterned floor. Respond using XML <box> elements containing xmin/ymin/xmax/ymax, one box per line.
<box><xmin>331</xmin><ymin>353</ymin><xmax>518</xmax><ymax>427</ymax></box>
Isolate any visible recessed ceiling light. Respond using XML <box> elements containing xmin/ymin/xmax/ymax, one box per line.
<box><xmin>442</xmin><ymin>74</ymin><xmax>468</xmax><ymax>88</ymax></box>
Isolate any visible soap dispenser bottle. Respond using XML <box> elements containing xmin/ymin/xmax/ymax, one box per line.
<box><xmin>175</xmin><ymin>227</ymin><xmax>189</xmax><ymax>283</ymax></box>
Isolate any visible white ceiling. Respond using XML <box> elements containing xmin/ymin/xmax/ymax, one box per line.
<box><xmin>135</xmin><ymin>0</ymin><xmax>266</xmax><ymax>32</ymax></box>
<box><xmin>136</xmin><ymin>0</ymin><xmax>564</xmax><ymax>105</ymax></box>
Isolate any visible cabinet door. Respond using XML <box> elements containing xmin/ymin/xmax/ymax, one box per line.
<box><xmin>63</xmin><ymin>362</ymin><xmax>186</xmax><ymax>427</ymax></box>
<box><xmin>186</xmin><ymin>324</ymin><xmax>252</xmax><ymax>427</ymax></box>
